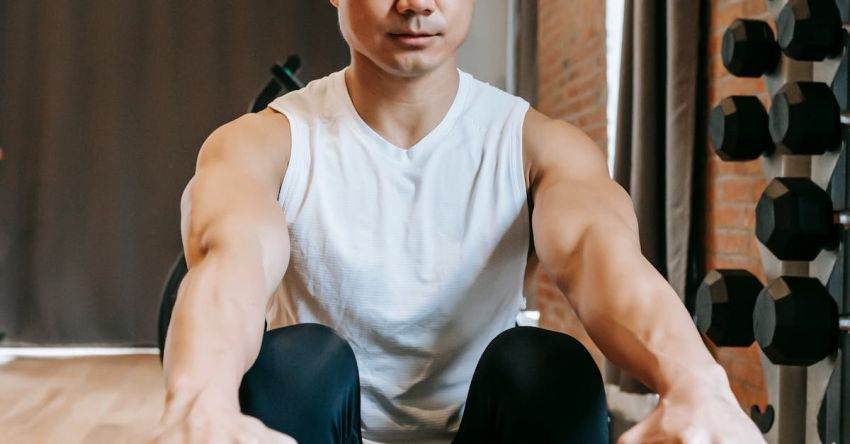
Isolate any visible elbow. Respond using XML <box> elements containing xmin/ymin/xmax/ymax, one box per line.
<box><xmin>559</xmin><ymin>228</ymin><xmax>657</xmax><ymax>321</ymax></box>
<box><xmin>179</xmin><ymin>178</ymin><xmax>208</xmax><ymax>265</ymax></box>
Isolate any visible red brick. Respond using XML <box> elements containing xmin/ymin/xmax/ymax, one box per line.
<box><xmin>711</xmin><ymin>2</ymin><xmax>744</xmax><ymax>36</ymax></box>
<box><xmin>710</xmin><ymin>204</ymin><xmax>755</xmax><ymax>229</ymax></box>
<box><xmin>707</xmin><ymin>229</ymin><xmax>752</xmax><ymax>255</ymax></box>
<box><xmin>714</xmin><ymin>177</ymin><xmax>765</xmax><ymax>203</ymax></box>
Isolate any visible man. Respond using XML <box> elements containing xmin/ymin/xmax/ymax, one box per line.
<box><xmin>153</xmin><ymin>0</ymin><xmax>765</xmax><ymax>443</ymax></box>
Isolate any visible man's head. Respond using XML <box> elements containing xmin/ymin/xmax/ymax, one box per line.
<box><xmin>330</xmin><ymin>0</ymin><xmax>474</xmax><ymax>78</ymax></box>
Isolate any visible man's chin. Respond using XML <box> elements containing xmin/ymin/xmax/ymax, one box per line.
<box><xmin>382</xmin><ymin>55</ymin><xmax>449</xmax><ymax>78</ymax></box>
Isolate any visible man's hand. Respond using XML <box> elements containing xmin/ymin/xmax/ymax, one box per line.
<box><xmin>619</xmin><ymin>386</ymin><xmax>765</xmax><ymax>444</ymax></box>
<box><xmin>150</xmin><ymin>390</ymin><xmax>297</xmax><ymax>444</ymax></box>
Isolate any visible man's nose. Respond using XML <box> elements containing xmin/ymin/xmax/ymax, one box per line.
<box><xmin>395</xmin><ymin>0</ymin><xmax>436</xmax><ymax>16</ymax></box>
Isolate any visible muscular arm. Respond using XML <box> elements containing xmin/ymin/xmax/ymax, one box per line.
<box><xmin>162</xmin><ymin>109</ymin><xmax>291</xmax><ymax>412</ymax></box>
<box><xmin>523</xmin><ymin>108</ymin><xmax>728</xmax><ymax>399</ymax></box>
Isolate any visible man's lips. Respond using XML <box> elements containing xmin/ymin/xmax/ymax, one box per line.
<box><xmin>388</xmin><ymin>32</ymin><xmax>440</xmax><ymax>46</ymax></box>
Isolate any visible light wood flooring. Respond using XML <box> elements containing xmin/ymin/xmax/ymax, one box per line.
<box><xmin>0</xmin><ymin>355</ymin><xmax>165</xmax><ymax>443</ymax></box>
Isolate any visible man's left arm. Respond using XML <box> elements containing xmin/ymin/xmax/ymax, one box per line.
<box><xmin>523</xmin><ymin>108</ymin><xmax>763</xmax><ymax>443</ymax></box>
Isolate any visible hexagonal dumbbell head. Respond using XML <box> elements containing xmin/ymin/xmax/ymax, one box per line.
<box><xmin>710</xmin><ymin>96</ymin><xmax>774</xmax><ymax>161</ymax></box>
<box><xmin>696</xmin><ymin>269</ymin><xmax>762</xmax><ymax>347</ymax></box>
<box><xmin>753</xmin><ymin>276</ymin><xmax>839</xmax><ymax>366</ymax></box>
<box><xmin>722</xmin><ymin>19</ymin><xmax>781</xmax><ymax>77</ymax></box>
<box><xmin>755</xmin><ymin>177</ymin><xmax>836</xmax><ymax>261</ymax></box>
<box><xmin>777</xmin><ymin>0</ymin><xmax>844</xmax><ymax>61</ymax></box>
<box><xmin>769</xmin><ymin>82</ymin><xmax>842</xmax><ymax>155</ymax></box>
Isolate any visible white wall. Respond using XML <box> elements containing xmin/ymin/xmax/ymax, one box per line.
<box><xmin>606</xmin><ymin>0</ymin><xmax>625</xmax><ymax>175</ymax></box>
<box><xmin>457</xmin><ymin>0</ymin><xmax>513</xmax><ymax>91</ymax></box>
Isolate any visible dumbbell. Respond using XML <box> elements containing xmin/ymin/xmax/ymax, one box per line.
<box><xmin>769</xmin><ymin>81</ymin><xmax>843</xmax><ymax>154</ymax></box>
<box><xmin>755</xmin><ymin>177</ymin><xmax>847</xmax><ymax>261</ymax></box>
<box><xmin>721</xmin><ymin>0</ymin><xmax>845</xmax><ymax>77</ymax></box>
<box><xmin>710</xmin><ymin>96</ymin><xmax>774</xmax><ymax>161</ymax></box>
<box><xmin>710</xmin><ymin>81</ymin><xmax>841</xmax><ymax>160</ymax></box>
<box><xmin>753</xmin><ymin>275</ymin><xmax>848</xmax><ymax>366</ymax></box>
<box><xmin>777</xmin><ymin>0</ymin><xmax>845</xmax><ymax>62</ymax></box>
<box><xmin>695</xmin><ymin>269</ymin><xmax>763</xmax><ymax>347</ymax></box>
<box><xmin>722</xmin><ymin>19</ymin><xmax>781</xmax><ymax>78</ymax></box>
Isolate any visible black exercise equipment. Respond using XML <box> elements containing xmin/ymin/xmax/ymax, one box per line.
<box><xmin>768</xmin><ymin>81</ymin><xmax>843</xmax><ymax>155</ymax></box>
<box><xmin>713</xmin><ymin>1</ymin><xmax>850</xmax><ymax>440</ymax></box>
<box><xmin>722</xmin><ymin>19</ymin><xmax>781</xmax><ymax>78</ymax></box>
<box><xmin>248</xmin><ymin>55</ymin><xmax>305</xmax><ymax>113</ymax></box>
<box><xmin>710</xmin><ymin>96</ymin><xmax>774</xmax><ymax>161</ymax></box>
<box><xmin>777</xmin><ymin>0</ymin><xmax>845</xmax><ymax>62</ymax></box>
<box><xmin>711</xmin><ymin>81</ymin><xmax>842</xmax><ymax>161</ymax></box>
<box><xmin>750</xmin><ymin>404</ymin><xmax>776</xmax><ymax>435</ymax></box>
<box><xmin>755</xmin><ymin>177</ymin><xmax>842</xmax><ymax>261</ymax></box>
<box><xmin>695</xmin><ymin>269</ymin><xmax>762</xmax><ymax>347</ymax></box>
<box><xmin>157</xmin><ymin>55</ymin><xmax>305</xmax><ymax>363</ymax></box>
<box><xmin>753</xmin><ymin>275</ymin><xmax>848</xmax><ymax>366</ymax></box>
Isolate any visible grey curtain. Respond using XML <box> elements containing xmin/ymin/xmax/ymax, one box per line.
<box><xmin>607</xmin><ymin>0</ymin><xmax>708</xmax><ymax>392</ymax></box>
<box><xmin>515</xmin><ymin>0</ymin><xmax>538</xmax><ymax>106</ymax></box>
<box><xmin>0</xmin><ymin>1</ymin><xmax>349</xmax><ymax>345</ymax></box>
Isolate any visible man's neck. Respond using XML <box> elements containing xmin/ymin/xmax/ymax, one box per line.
<box><xmin>344</xmin><ymin>53</ymin><xmax>460</xmax><ymax>150</ymax></box>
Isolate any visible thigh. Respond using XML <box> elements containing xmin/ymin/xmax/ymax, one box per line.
<box><xmin>239</xmin><ymin>323</ymin><xmax>363</xmax><ymax>444</ymax></box>
<box><xmin>452</xmin><ymin>326</ymin><xmax>609</xmax><ymax>444</ymax></box>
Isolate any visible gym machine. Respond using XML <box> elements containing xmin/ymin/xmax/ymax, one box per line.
<box><xmin>156</xmin><ymin>55</ymin><xmax>305</xmax><ymax>363</ymax></box>
<box><xmin>700</xmin><ymin>0</ymin><xmax>850</xmax><ymax>442</ymax></box>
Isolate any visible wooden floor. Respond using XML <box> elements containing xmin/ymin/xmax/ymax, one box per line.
<box><xmin>0</xmin><ymin>355</ymin><xmax>165</xmax><ymax>443</ymax></box>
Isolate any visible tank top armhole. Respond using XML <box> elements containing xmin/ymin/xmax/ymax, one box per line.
<box><xmin>511</xmin><ymin>99</ymin><xmax>531</xmax><ymax>206</ymax></box>
<box><xmin>267</xmin><ymin>102</ymin><xmax>303</xmax><ymax>211</ymax></box>
<box><xmin>511</xmin><ymin>98</ymin><xmax>533</xmax><ymax>312</ymax></box>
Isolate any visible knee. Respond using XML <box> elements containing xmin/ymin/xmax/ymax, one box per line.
<box><xmin>478</xmin><ymin>327</ymin><xmax>603</xmax><ymax>398</ymax></box>
<box><xmin>239</xmin><ymin>324</ymin><xmax>361</xmax><ymax>433</ymax></box>
<box><xmin>247</xmin><ymin>323</ymin><xmax>359</xmax><ymax>390</ymax></box>
<box><xmin>264</xmin><ymin>323</ymin><xmax>357</xmax><ymax>371</ymax></box>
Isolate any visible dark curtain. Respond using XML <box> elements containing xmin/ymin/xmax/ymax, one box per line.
<box><xmin>0</xmin><ymin>1</ymin><xmax>349</xmax><ymax>345</ymax></box>
<box><xmin>607</xmin><ymin>0</ymin><xmax>708</xmax><ymax>392</ymax></box>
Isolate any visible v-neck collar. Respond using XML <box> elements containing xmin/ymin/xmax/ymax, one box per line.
<box><xmin>334</xmin><ymin>66</ymin><xmax>470</xmax><ymax>163</ymax></box>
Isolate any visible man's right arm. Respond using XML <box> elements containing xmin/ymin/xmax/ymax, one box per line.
<box><xmin>155</xmin><ymin>109</ymin><xmax>293</xmax><ymax>442</ymax></box>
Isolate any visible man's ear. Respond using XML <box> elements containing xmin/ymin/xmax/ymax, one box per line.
<box><xmin>329</xmin><ymin>0</ymin><xmax>339</xmax><ymax>8</ymax></box>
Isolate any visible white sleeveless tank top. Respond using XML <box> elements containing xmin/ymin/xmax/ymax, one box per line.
<box><xmin>266</xmin><ymin>67</ymin><xmax>531</xmax><ymax>443</ymax></box>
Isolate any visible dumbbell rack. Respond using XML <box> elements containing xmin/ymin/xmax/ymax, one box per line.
<box><xmin>705</xmin><ymin>0</ymin><xmax>850</xmax><ymax>442</ymax></box>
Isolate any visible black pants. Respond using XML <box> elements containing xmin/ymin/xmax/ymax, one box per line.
<box><xmin>236</xmin><ymin>323</ymin><xmax>609</xmax><ymax>444</ymax></box>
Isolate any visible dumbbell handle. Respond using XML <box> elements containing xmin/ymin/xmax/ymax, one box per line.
<box><xmin>835</xmin><ymin>213</ymin><xmax>850</xmax><ymax>229</ymax></box>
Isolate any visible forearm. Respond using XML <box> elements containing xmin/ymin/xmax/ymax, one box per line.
<box><xmin>162</xmin><ymin>240</ymin><xmax>275</xmax><ymax>412</ymax></box>
<box><xmin>555</xmin><ymin>227</ymin><xmax>730</xmax><ymax>398</ymax></box>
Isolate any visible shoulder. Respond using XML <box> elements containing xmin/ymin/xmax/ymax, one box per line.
<box><xmin>521</xmin><ymin>107</ymin><xmax>609</xmax><ymax>204</ymax></box>
<box><xmin>267</xmin><ymin>69</ymin><xmax>342</xmax><ymax>120</ymax></box>
<box><xmin>196</xmin><ymin>108</ymin><xmax>292</xmax><ymax>194</ymax></box>
<box><xmin>461</xmin><ymin>72</ymin><xmax>527</xmax><ymax>125</ymax></box>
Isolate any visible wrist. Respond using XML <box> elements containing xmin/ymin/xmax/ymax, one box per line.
<box><xmin>657</xmin><ymin>362</ymin><xmax>734</xmax><ymax>401</ymax></box>
<box><xmin>165</xmin><ymin>378</ymin><xmax>240</xmax><ymax>415</ymax></box>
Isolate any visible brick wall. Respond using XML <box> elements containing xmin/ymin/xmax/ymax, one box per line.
<box><xmin>706</xmin><ymin>0</ymin><xmax>770</xmax><ymax>411</ymax></box>
<box><xmin>535</xmin><ymin>0</ymin><xmax>608</xmax><ymax>368</ymax></box>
